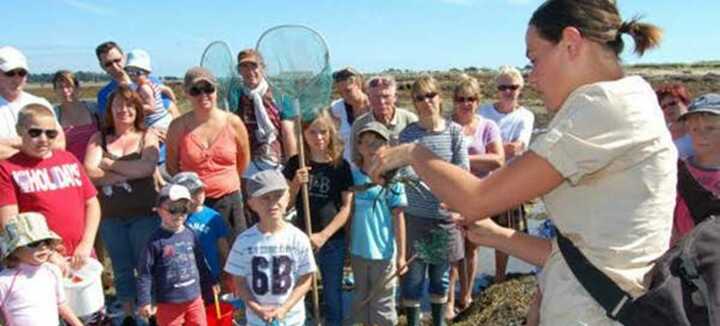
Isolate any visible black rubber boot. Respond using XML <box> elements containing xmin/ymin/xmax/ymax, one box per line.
<box><xmin>405</xmin><ymin>306</ymin><xmax>421</xmax><ymax>326</ymax></box>
<box><xmin>431</xmin><ymin>303</ymin><xmax>447</xmax><ymax>326</ymax></box>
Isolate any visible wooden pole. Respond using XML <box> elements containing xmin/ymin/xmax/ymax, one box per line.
<box><xmin>294</xmin><ymin>98</ymin><xmax>322</xmax><ymax>325</ymax></box>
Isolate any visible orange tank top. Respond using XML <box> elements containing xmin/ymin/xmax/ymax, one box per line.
<box><xmin>179</xmin><ymin>121</ymin><xmax>241</xmax><ymax>198</ymax></box>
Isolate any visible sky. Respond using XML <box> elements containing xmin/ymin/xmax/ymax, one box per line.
<box><xmin>7</xmin><ymin>0</ymin><xmax>720</xmax><ymax>77</ymax></box>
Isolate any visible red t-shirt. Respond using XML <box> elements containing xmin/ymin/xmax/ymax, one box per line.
<box><xmin>0</xmin><ymin>150</ymin><xmax>97</xmax><ymax>255</ymax></box>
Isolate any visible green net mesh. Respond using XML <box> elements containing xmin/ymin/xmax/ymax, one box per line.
<box><xmin>200</xmin><ymin>41</ymin><xmax>237</xmax><ymax>111</ymax></box>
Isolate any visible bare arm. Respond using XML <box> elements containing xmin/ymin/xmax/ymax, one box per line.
<box><xmin>58</xmin><ymin>302</ymin><xmax>83</xmax><ymax>326</ymax></box>
<box><xmin>70</xmin><ymin>197</ymin><xmax>101</xmax><ymax>268</ymax></box>
<box><xmin>234</xmin><ymin>276</ymin><xmax>273</xmax><ymax>321</ymax></box>
<box><xmin>165</xmin><ymin>117</ymin><xmax>184</xmax><ymax>176</ymax></box>
<box><xmin>137</xmin><ymin>84</ymin><xmax>156</xmax><ymax>116</ymax></box>
<box><xmin>317</xmin><ymin>191</ymin><xmax>353</xmax><ymax>241</ymax></box>
<box><xmin>466</xmin><ymin>218</ymin><xmax>552</xmax><ymax>266</ymax></box>
<box><xmin>393</xmin><ymin>207</ymin><xmax>407</xmax><ymax>273</ymax></box>
<box><xmin>276</xmin><ymin>273</ymin><xmax>313</xmax><ymax>318</ymax></box>
<box><xmin>0</xmin><ymin>204</ymin><xmax>19</xmax><ymax>229</ymax></box>
<box><xmin>281</xmin><ymin>119</ymin><xmax>298</xmax><ymax>161</ymax></box>
<box><xmin>469</xmin><ymin>140</ymin><xmax>505</xmax><ymax>174</ymax></box>
<box><xmin>503</xmin><ymin>141</ymin><xmax>526</xmax><ymax>160</ymax></box>
<box><xmin>230</xmin><ymin>114</ymin><xmax>251</xmax><ymax>176</ymax></box>
<box><xmin>372</xmin><ymin>144</ymin><xmax>564</xmax><ymax>221</ymax></box>
<box><xmin>83</xmin><ymin>132</ymin><xmax>128</xmax><ymax>185</ymax></box>
<box><xmin>0</xmin><ymin>137</ymin><xmax>21</xmax><ymax>160</ymax></box>
<box><xmin>159</xmin><ymin>84</ymin><xmax>177</xmax><ymax>102</ymax></box>
<box><xmin>102</xmin><ymin>132</ymin><xmax>159</xmax><ymax>178</ymax></box>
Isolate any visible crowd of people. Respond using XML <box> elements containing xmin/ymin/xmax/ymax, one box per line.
<box><xmin>0</xmin><ymin>0</ymin><xmax>718</xmax><ymax>325</ymax></box>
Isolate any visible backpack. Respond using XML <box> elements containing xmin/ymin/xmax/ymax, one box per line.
<box><xmin>556</xmin><ymin>160</ymin><xmax>720</xmax><ymax>326</ymax></box>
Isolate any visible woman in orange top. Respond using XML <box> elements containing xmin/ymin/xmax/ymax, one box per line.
<box><xmin>166</xmin><ymin>67</ymin><xmax>250</xmax><ymax>235</ymax></box>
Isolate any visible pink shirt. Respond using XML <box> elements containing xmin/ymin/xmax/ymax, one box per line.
<box><xmin>464</xmin><ymin>117</ymin><xmax>501</xmax><ymax>178</ymax></box>
<box><xmin>0</xmin><ymin>263</ymin><xmax>65</xmax><ymax>325</ymax></box>
<box><xmin>673</xmin><ymin>158</ymin><xmax>720</xmax><ymax>244</ymax></box>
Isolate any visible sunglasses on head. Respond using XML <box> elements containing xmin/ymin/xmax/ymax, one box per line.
<box><xmin>188</xmin><ymin>83</ymin><xmax>216</xmax><ymax>97</ymax></box>
<box><xmin>26</xmin><ymin>239</ymin><xmax>51</xmax><ymax>249</ymax></box>
<box><xmin>103</xmin><ymin>58</ymin><xmax>122</xmax><ymax>68</ymax></box>
<box><xmin>414</xmin><ymin>92</ymin><xmax>438</xmax><ymax>102</ymax></box>
<box><xmin>4</xmin><ymin>69</ymin><xmax>27</xmax><ymax>78</ymax></box>
<box><xmin>497</xmin><ymin>84</ymin><xmax>520</xmax><ymax>92</ymax></box>
<box><xmin>27</xmin><ymin>128</ymin><xmax>59</xmax><ymax>139</ymax></box>
<box><xmin>455</xmin><ymin>96</ymin><xmax>478</xmax><ymax>103</ymax></box>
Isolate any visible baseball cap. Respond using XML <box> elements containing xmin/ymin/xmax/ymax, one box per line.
<box><xmin>170</xmin><ymin>172</ymin><xmax>204</xmax><ymax>193</ymax></box>
<box><xmin>237</xmin><ymin>49</ymin><xmax>263</xmax><ymax>65</ymax></box>
<box><xmin>1</xmin><ymin>212</ymin><xmax>61</xmax><ymax>259</ymax></box>
<box><xmin>246</xmin><ymin>170</ymin><xmax>288</xmax><ymax>198</ymax></box>
<box><xmin>125</xmin><ymin>49</ymin><xmax>152</xmax><ymax>72</ymax></box>
<box><xmin>680</xmin><ymin>93</ymin><xmax>720</xmax><ymax>120</ymax></box>
<box><xmin>156</xmin><ymin>184</ymin><xmax>192</xmax><ymax>206</ymax></box>
<box><xmin>183</xmin><ymin>66</ymin><xmax>218</xmax><ymax>90</ymax></box>
<box><xmin>0</xmin><ymin>46</ymin><xmax>28</xmax><ymax>72</ymax></box>
<box><xmin>357</xmin><ymin>121</ymin><xmax>390</xmax><ymax>141</ymax></box>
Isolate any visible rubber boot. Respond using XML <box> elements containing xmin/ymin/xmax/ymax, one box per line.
<box><xmin>405</xmin><ymin>306</ymin><xmax>421</xmax><ymax>326</ymax></box>
<box><xmin>431</xmin><ymin>303</ymin><xmax>448</xmax><ymax>326</ymax></box>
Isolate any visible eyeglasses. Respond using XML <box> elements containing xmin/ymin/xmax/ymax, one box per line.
<box><xmin>27</xmin><ymin>128</ymin><xmax>59</xmax><ymax>139</ymax></box>
<box><xmin>455</xmin><ymin>96</ymin><xmax>478</xmax><ymax>103</ymax></box>
<box><xmin>4</xmin><ymin>69</ymin><xmax>27</xmax><ymax>78</ymax></box>
<box><xmin>237</xmin><ymin>62</ymin><xmax>259</xmax><ymax>71</ymax></box>
<box><xmin>26</xmin><ymin>239</ymin><xmax>51</xmax><ymax>249</ymax></box>
<box><xmin>125</xmin><ymin>67</ymin><xmax>145</xmax><ymax>77</ymax></box>
<box><xmin>497</xmin><ymin>85</ymin><xmax>520</xmax><ymax>92</ymax></box>
<box><xmin>188</xmin><ymin>83</ymin><xmax>216</xmax><ymax>97</ymax></box>
<box><xmin>102</xmin><ymin>58</ymin><xmax>122</xmax><ymax>68</ymax></box>
<box><xmin>414</xmin><ymin>92</ymin><xmax>438</xmax><ymax>102</ymax></box>
<box><xmin>164</xmin><ymin>202</ymin><xmax>190</xmax><ymax>216</ymax></box>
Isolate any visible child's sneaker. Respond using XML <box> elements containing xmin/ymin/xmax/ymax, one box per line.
<box><xmin>342</xmin><ymin>267</ymin><xmax>355</xmax><ymax>291</ymax></box>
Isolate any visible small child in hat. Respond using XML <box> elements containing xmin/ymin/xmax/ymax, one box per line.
<box><xmin>225</xmin><ymin>169</ymin><xmax>317</xmax><ymax>326</ymax></box>
<box><xmin>136</xmin><ymin>184</ymin><xmax>219</xmax><ymax>325</ymax></box>
<box><xmin>0</xmin><ymin>212</ymin><xmax>82</xmax><ymax>326</ymax></box>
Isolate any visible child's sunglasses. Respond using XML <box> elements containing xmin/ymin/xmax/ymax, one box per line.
<box><xmin>27</xmin><ymin>128</ymin><xmax>59</xmax><ymax>139</ymax></box>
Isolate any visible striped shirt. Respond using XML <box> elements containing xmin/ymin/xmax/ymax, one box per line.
<box><xmin>399</xmin><ymin>120</ymin><xmax>468</xmax><ymax>220</ymax></box>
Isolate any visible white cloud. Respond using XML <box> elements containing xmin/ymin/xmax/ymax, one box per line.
<box><xmin>61</xmin><ymin>0</ymin><xmax>113</xmax><ymax>16</ymax></box>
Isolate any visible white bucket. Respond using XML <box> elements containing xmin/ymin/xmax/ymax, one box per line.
<box><xmin>64</xmin><ymin>257</ymin><xmax>105</xmax><ymax>317</ymax></box>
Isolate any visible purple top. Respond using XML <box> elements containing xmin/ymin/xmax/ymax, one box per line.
<box><xmin>464</xmin><ymin>117</ymin><xmax>501</xmax><ymax>177</ymax></box>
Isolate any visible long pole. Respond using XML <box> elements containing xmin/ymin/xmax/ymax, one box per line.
<box><xmin>294</xmin><ymin>98</ymin><xmax>322</xmax><ymax>325</ymax></box>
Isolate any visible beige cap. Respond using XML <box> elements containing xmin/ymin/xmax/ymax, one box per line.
<box><xmin>183</xmin><ymin>66</ymin><xmax>217</xmax><ymax>90</ymax></box>
<box><xmin>237</xmin><ymin>49</ymin><xmax>263</xmax><ymax>65</ymax></box>
<box><xmin>1</xmin><ymin>212</ymin><xmax>61</xmax><ymax>259</ymax></box>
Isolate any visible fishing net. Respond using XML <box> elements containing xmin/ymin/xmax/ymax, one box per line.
<box><xmin>256</xmin><ymin>25</ymin><xmax>332</xmax><ymax>122</ymax></box>
<box><xmin>200</xmin><ymin>41</ymin><xmax>238</xmax><ymax>111</ymax></box>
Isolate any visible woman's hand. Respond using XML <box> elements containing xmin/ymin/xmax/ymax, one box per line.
<box><xmin>369</xmin><ymin>143</ymin><xmax>417</xmax><ymax>184</ymax></box>
<box><xmin>292</xmin><ymin>167</ymin><xmax>311</xmax><ymax>187</ymax></box>
<box><xmin>396</xmin><ymin>256</ymin><xmax>408</xmax><ymax>276</ymax></box>
<box><xmin>99</xmin><ymin>157</ymin><xmax>114</xmax><ymax>170</ymax></box>
<box><xmin>309</xmin><ymin>232</ymin><xmax>328</xmax><ymax>251</ymax></box>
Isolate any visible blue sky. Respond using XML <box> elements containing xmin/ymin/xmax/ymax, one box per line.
<box><xmin>7</xmin><ymin>0</ymin><xmax>720</xmax><ymax>76</ymax></box>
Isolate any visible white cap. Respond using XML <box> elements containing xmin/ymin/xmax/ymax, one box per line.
<box><xmin>125</xmin><ymin>49</ymin><xmax>152</xmax><ymax>72</ymax></box>
<box><xmin>0</xmin><ymin>46</ymin><xmax>28</xmax><ymax>72</ymax></box>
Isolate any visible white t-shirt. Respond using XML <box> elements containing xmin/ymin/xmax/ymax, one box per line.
<box><xmin>330</xmin><ymin>99</ymin><xmax>354</xmax><ymax>165</ymax></box>
<box><xmin>225</xmin><ymin>223</ymin><xmax>317</xmax><ymax>326</ymax></box>
<box><xmin>530</xmin><ymin>76</ymin><xmax>676</xmax><ymax>325</ymax></box>
<box><xmin>0</xmin><ymin>263</ymin><xmax>65</xmax><ymax>326</ymax></box>
<box><xmin>477</xmin><ymin>103</ymin><xmax>534</xmax><ymax>147</ymax></box>
<box><xmin>0</xmin><ymin>92</ymin><xmax>53</xmax><ymax>139</ymax></box>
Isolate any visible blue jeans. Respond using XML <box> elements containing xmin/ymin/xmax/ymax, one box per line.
<box><xmin>100</xmin><ymin>216</ymin><xmax>160</xmax><ymax>303</ymax></box>
<box><xmin>401</xmin><ymin>257</ymin><xmax>450</xmax><ymax>307</ymax></box>
<box><xmin>317</xmin><ymin>237</ymin><xmax>346</xmax><ymax>326</ymax></box>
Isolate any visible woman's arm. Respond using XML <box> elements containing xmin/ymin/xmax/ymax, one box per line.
<box><xmin>469</xmin><ymin>140</ymin><xmax>505</xmax><ymax>173</ymax></box>
<box><xmin>466</xmin><ymin>218</ymin><xmax>552</xmax><ymax>266</ymax></box>
<box><xmin>371</xmin><ymin>144</ymin><xmax>563</xmax><ymax>221</ymax></box>
<box><xmin>230</xmin><ymin>114</ymin><xmax>251</xmax><ymax>176</ymax></box>
<box><xmin>281</xmin><ymin>120</ymin><xmax>298</xmax><ymax>160</ymax></box>
<box><xmin>165</xmin><ymin>117</ymin><xmax>183</xmax><ymax>176</ymax></box>
<box><xmin>83</xmin><ymin>132</ymin><xmax>128</xmax><ymax>185</ymax></box>
<box><xmin>101</xmin><ymin>132</ymin><xmax>159</xmax><ymax>179</ymax></box>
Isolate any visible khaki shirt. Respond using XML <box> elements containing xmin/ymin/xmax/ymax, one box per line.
<box><xmin>530</xmin><ymin>76</ymin><xmax>677</xmax><ymax>325</ymax></box>
<box><xmin>349</xmin><ymin>108</ymin><xmax>418</xmax><ymax>165</ymax></box>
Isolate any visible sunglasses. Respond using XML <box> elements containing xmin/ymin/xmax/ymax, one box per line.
<box><xmin>414</xmin><ymin>92</ymin><xmax>438</xmax><ymax>102</ymax></box>
<box><xmin>26</xmin><ymin>239</ymin><xmax>51</xmax><ymax>249</ymax></box>
<box><xmin>237</xmin><ymin>62</ymin><xmax>259</xmax><ymax>71</ymax></box>
<box><xmin>125</xmin><ymin>67</ymin><xmax>145</xmax><ymax>77</ymax></box>
<box><xmin>455</xmin><ymin>96</ymin><xmax>478</xmax><ymax>103</ymax></box>
<box><xmin>164</xmin><ymin>202</ymin><xmax>190</xmax><ymax>216</ymax></box>
<box><xmin>103</xmin><ymin>58</ymin><xmax>122</xmax><ymax>68</ymax></box>
<box><xmin>27</xmin><ymin>128</ymin><xmax>59</xmax><ymax>139</ymax></box>
<box><xmin>4</xmin><ymin>69</ymin><xmax>28</xmax><ymax>78</ymax></box>
<box><xmin>497</xmin><ymin>85</ymin><xmax>520</xmax><ymax>92</ymax></box>
<box><xmin>188</xmin><ymin>83</ymin><xmax>216</xmax><ymax>97</ymax></box>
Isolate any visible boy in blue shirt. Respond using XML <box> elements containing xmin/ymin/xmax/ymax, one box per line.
<box><xmin>348</xmin><ymin>122</ymin><xmax>408</xmax><ymax>326</ymax></box>
<box><xmin>170</xmin><ymin>172</ymin><xmax>232</xmax><ymax>293</ymax></box>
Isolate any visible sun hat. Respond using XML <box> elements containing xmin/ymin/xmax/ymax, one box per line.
<box><xmin>125</xmin><ymin>49</ymin><xmax>152</xmax><ymax>73</ymax></box>
<box><xmin>245</xmin><ymin>169</ymin><xmax>289</xmax><ymax>198</ymax></box>
<box><xmin>0</xmin><ymin>46</ymin><xmax>28</xmax><ymax>72</ymax></box>
<box><xmin>680</xmin><ymin>93</ymin><xmax>720</xmax><ymax>120</ymax></box>
<box><xmin>1</xmin><ymin>212</ymin><xmax>61</xmax><ymax>259</ymax></box>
